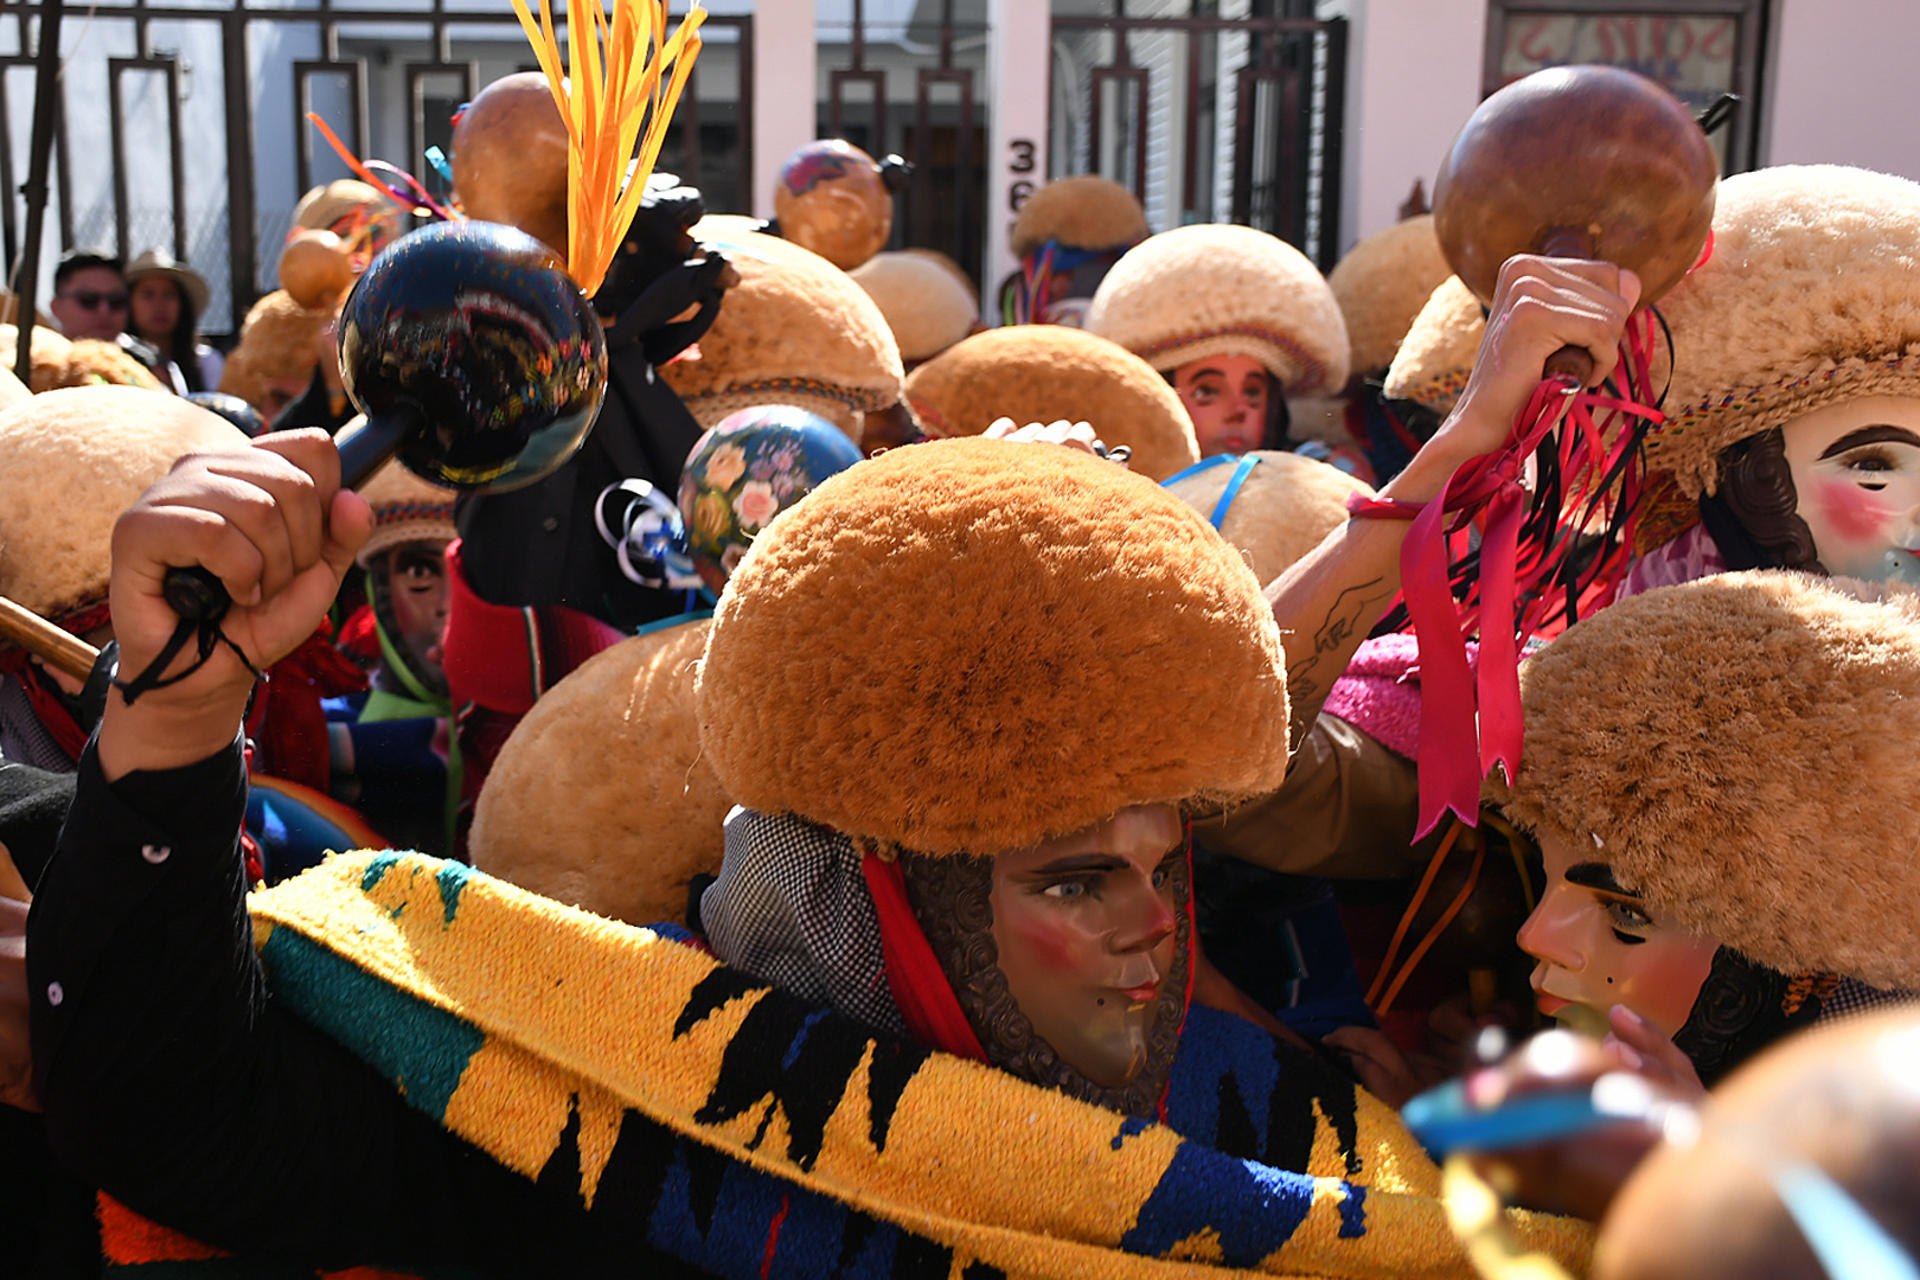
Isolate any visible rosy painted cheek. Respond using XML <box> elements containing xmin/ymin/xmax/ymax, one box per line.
<box><xmin>1005</xmin><ymin>912</ymin><xmax>1089</xmax><ymax>975</ymax></box>
<box><xmin>1815</xmin><ymin>478</ymin><xmax>1897</xmax><ymax>548</ymax></box>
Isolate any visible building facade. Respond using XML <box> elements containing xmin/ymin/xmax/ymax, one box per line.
<box><xmin>0</xmin><ymin>0</ymin><xmax>1911</xmax><ymax>335</ymax></box>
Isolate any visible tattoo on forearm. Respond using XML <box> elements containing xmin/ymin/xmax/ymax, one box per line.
<box><xmin>1285</xmin><ymin>576</ymin><xmax>1390</xmax><ymax>745</ymax></box>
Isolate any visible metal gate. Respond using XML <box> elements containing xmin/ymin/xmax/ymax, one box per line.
<box><xmin>0</xmin><ymin>0</ymin><xmax>751</xmax><ymax>335</ymax></box>
<box><xmin>1051</xmin><ymin>0</ymin><xmax>1345</xmax><ymax>268</ymax></box>
<box><xmin>816</xmin><ymin>0</ymin><xmax>986</xmax><ymax>287</ymax></box>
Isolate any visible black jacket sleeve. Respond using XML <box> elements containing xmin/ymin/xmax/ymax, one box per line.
<box><xmin>28</xmin><ymin>737</ymin><xmax>592</xmax><ymax>1272</ymax></box>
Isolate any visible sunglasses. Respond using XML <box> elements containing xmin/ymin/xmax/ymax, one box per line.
<box><xmin>60</xmin><ymin>289</ymin><xmax>129</xmax><ymax>311</ymax></box>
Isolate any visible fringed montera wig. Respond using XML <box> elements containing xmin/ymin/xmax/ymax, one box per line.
<box><xmin>1163</xmin><ymin>450</ymin><xmax>1374</xmax><ymax>587</ymax></box>
<box><xmin>904</xmin><ymin>326</ymin><xmax>1200</xmax><ymax>481</ymax></box>
<box><xmin>661</xmin><ymin>226</ymin><xmax>903</xmax><ymax>439</ymax></box>
<box><xmin>1493</xmin><ymin>571</ymin><xmax>1920</xmax><ymax>991</ymax></box>
<box><xmin>1085</xmin><ymin>223</ymin><xmax>1350</xmax><ymax>397</ymax></box>
<box><xmin>0</xmin><ymin>387</ymin><xmax>245</xmax><ymax>621</ymax></box>
<box><xmin>696</xmin><ymin>438</ymin><xmax>1290</xmax><ymax>856</ymax></box>
<box><xmin>1327</xmin><ymin>214</ymin><xmax>1453</xmax><ymax>381</ymax></box>
<box><xmin>1009</xmin><ymin>176</ymin><xmax>1148</xmax><ymax>259</ymax></box>
<box><xmin>473</xmin><ymin>619</ymin><xmax>728</xmax><ymax>927</ymax></box>
<box><xmin>1381</xmin><ymin>275</ymin><xmax>1484</xmax><ymax>420</ymax></box>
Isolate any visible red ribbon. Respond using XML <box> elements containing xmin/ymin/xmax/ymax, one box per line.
<box><xmin>1394</xmin><ymin>322</ymin><xmax>1665</xmax><ymax>838</ymax></box>
<box><xmin>1346</xmin><ymin>493</ymin><xmax>1423</xmax><ymax>520</ymax></box>
<box><xmin>860</xmin><ymin>851</ymin><xmax>990</xmax><ymax>1063</ymax></box>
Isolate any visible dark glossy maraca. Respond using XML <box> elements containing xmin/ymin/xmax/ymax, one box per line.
<box><xmin>1432</xmin><ymin>64</ymin><xmax>1717</xmax><ymax>383</ymax></box>
<box><xmin>162</xmin><ymin>219</ymin><xmax>607</xmax><ymax>622</ymax></box>
<box><xmin>337</xmin><ymin>218</ymin><xmax>607</xmax><ymax>490</ymax></box>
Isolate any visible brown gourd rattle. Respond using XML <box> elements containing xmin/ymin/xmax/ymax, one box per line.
<box><xmin>1433</xmin><ymin>64</ymin><xmax>1718</xmax><ymax>385</ymax></box>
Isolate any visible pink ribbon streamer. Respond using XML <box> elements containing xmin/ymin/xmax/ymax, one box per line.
<box><xmin>1394</xmin><ymin>319</ymin><xmax>1665</xmax><ymax>838</ymax></box>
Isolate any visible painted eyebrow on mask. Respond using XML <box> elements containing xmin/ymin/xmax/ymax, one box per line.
<box><xmin>1564</xmin><ymin>861</ymin><xmax>1638</xmax><ymax>895</ymax></box>
<box><xmin>1818</xmin><ymin>425</ymin><xmax>1920</xmax><ymax>459</ymax></box>
<box><xmin>1024</xmin><ymin>853</ymin><xmax>1124</xmax><ymax>877</ymax></box>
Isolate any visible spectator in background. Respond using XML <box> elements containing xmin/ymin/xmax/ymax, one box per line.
<box><xmin>46</xmin><ymin>249</ymin><xmax>126</xmax><ymax>343</ymax></box>
<box><xmin>124</xmin><ymin>249</ymin><xmax>224</xmax><ymax>394</ymax></box>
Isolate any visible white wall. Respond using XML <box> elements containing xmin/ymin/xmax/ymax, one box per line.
<box><xmin>1763</xmin><ymin>0</ymin><xmax>1920</xmax><ymax>179</ymax></box>
<box><xmin>1320</xmin><ymin>0</ymin><xmax>1485</xmax><ymax>257</ymax></box>
<box><xmin>751</xmin><ymin>0</ymin><xmax>819</xmax><ymax>218</ymax></box>
<box><xmin>984</xmin><ymin>0</ymin><xmax>1050</xmax><ymax>309</ymax></box>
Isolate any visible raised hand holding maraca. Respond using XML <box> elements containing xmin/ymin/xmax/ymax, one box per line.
<box><xmin>100</xmin><ymin>431</ymin><xmax>370</xmax><ymax>782</ymax></box>
<box><xmin>1438</xmin><ymin>254</ymin><xmax>1641</xmax><ymax>462</ymax></box>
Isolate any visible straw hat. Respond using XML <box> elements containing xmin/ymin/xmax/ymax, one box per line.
<box><xmin>292</xmin><ymin>179</ymin><xmax>394</xmax><ymax>235</ymax></box>
<box><xmin>355</xmin><ymin>457</ymin><xmax>458</xmax><ymax>568</ymax></box>
<box><xmin>124</xmin><ymin>248</ymin><xmax>211</xmax><ymax>318</ymax></box>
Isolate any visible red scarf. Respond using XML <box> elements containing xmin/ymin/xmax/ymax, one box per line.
<box><xmin>245</xmin><ymin>622</ymin><xmax>369</xmax><ymax>794</ymax></box>
<box><xmin>860</xmin><ymin>851</ymin><xmax>989</xmax><ymax>1062</ymax></box>
<box><xmin>5</xmin><ymin>659</ymin><xmax>88</xmax><ymax>763</ymax></box>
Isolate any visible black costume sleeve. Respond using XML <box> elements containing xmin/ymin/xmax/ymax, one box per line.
<box><xmin>452</xmin><ymin>348</ymin><xmax>704</xmax><ymax>630</ymax></box>
<box><xmin>0</xmin><ymin>762</ymin><xmax>77</xmax><ymax>890</ymax></box>
<box><xmin>28</xmin><ymin>736</ymin><xmax>593</xmax><ymax>1272</ymax></box>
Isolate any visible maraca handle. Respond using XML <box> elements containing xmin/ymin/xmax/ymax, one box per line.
<box><xmin>157</xmin><ymin>406</ymin><xmax>419</xmax><ymax>623</ymax></box>
<box><xmin>1537</xmin><ymin>227</ymin><xmax>1602</xmax><ymax>388</ymax></box>
<box><xmin>160</xmin><ymin>564</ymin><xmax>233</xmax><ymax>624</ymax></box>
<box><xmin>335</xmin><ymin>406</ymin><xmax>418</xmax><ymax>489</ymax></box>
<box><xmin>0</xmin><ymin>593</ymin><xmax>99</xmax><ymax>681</ymax></box>
<box><xmin>1544</xmin><ymin>344</ymin><xmax>1594</xmax><ymax>387</ymax></box>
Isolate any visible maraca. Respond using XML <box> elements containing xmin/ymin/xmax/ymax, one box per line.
<box><xmin>162</xmin><ymin>219</ymin><xmax>607</xmax><ymax>621</ymax></box>
<box><xmin>773</xmin><ymin>140</ymin><xmax>902</xmax><ymax>272</ymax></box>
<box><xmin>1432</xmin><ymin>64</ymin><xmax>1718</xmax><ymax>383</ymax></box>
